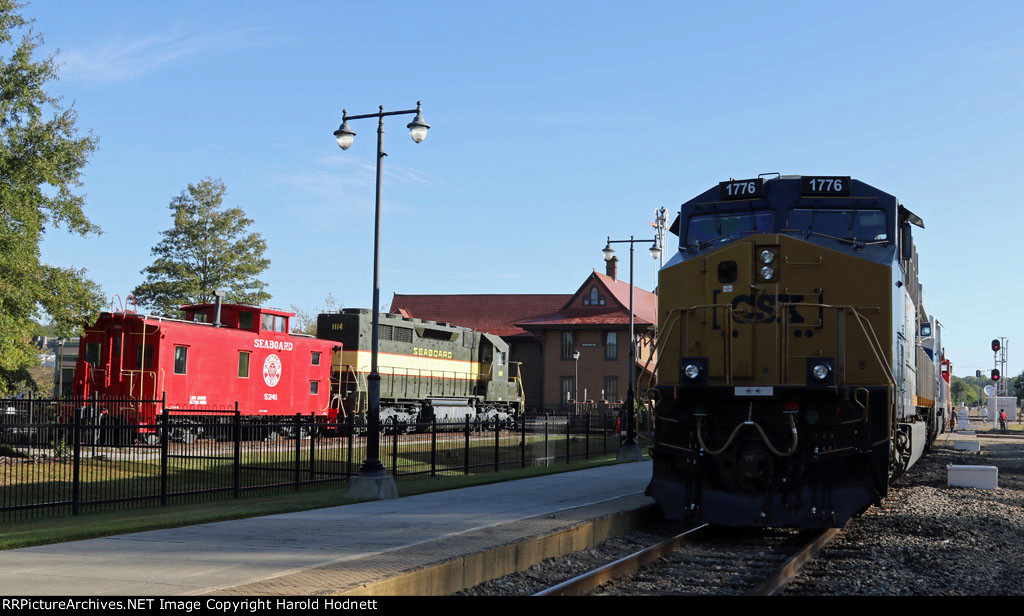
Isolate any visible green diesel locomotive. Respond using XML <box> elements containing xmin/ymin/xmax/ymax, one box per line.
<box><xmin>316</xmin><ymin>309</ymin><xmax>523</xmax><ymax>430</ymax></box>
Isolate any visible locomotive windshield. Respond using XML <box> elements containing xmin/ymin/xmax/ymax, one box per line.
<box><xmin>785</xmin><ymin>209</ymin><xmax>888</xmax><ymax>244</ymax></box>
<box><xmin>685</xmin><ymin>211</ymin><xmax>774</xmax><ymax>248</ymax></box>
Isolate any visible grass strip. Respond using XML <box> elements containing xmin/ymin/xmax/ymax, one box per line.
<box><xmin>0</xmin><ymin>454</ymin><xmax>634</xmax><ymax>551</ymax></box>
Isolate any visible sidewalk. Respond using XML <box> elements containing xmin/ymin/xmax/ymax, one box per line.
<box><xmin>0</xmin><ymin>461</ymin><xmax>653</xmax><ymax>596</ymax></box>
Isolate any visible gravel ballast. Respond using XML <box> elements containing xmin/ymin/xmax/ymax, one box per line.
<box><xmin>457</xmin><ymin>432</ymin><xmax>1024</xmax><ymax>596</ymax></box>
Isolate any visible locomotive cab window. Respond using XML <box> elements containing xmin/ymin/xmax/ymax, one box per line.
<box><xmin>174</xmin><ymin>346</ymin><xmax>188</xmax><ymax>375</ymax></box>
<box><xmin>786</xmin><ymin>209</ymin><xmax>888</xmax><ymax>243</ymax></box>
<box><xmin>686</xmin><ymin>211</ymin><xmax>774</xmax><ymax>248</ymax></box>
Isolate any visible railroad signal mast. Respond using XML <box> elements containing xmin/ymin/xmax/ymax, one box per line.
<box><xmin>991</xmin><ymin>338</ymin><xmax>1008</xmax><ymax>396</ymax></box>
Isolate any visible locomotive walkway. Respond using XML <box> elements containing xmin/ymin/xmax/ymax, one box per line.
<box><xmin>0</xmin><ymin>461</ymin><xmax>654</xmax><ymax>596</ymax></box>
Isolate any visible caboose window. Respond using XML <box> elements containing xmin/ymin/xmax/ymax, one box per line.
<box><xmin>135</xmin><ymin>344</ymin><xmax>153</xmax><ymax>369</ymax></box>
<box><xmin>239</xmin><ymin>311</ymin><xmax>254</xmax><ymax>330</ymax></box>
<box><xmin>238</xmin><ymin>351</ymin><xmax>250</xmax><ymax>378</ymax></box>
<box><xmin>174</xmin><ymin>346</ymin><xmax>188</xmax><ymax>375</ymax></box>
<box><xmin>275</xmin><ymin>315</ymin><xmax>287</xmax><ymax>332</ymax></box>
<box><xmin>311</xmin><ymin>351</ymin><xmax>321</xmax><ymax>366</ymax></box>
<box><xmin>310</xmin><ymin>381</ymin><xmax>319</xmax><ymax>395</ymax></box>
<box><xmin>84</xmin><ymin>342</ymin><xmax>101</xmax><ymax>366</ymax></box>
<box><xmin>261</xmin><ymin>314</ymin><xmax>274</xmax><ymax>331</ymax></box>
<box><xmin>686</xmin><ymin>211</ymin><xmax>774</xmax><ymax>248</ymax></box>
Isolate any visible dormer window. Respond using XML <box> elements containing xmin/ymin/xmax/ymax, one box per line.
<box><xmin>583</xmin><ymin>286</ymin><xmax>605</xmax><ymax>306</ymax></box>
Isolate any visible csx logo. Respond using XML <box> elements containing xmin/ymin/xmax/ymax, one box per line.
<box><xmin>712</xmin><ymin>292</ymin><xmax>823</xmax><ymax>327</ymax></box>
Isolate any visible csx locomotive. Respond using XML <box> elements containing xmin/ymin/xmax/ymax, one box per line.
<box><xmin>646</xmin><ymin>175</ymin><xmax>948</xmax><ymax>528</ymax></box>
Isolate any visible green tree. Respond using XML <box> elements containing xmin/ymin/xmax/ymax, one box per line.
<box><xmin>132</xmin><ymin>178</ymin><xmax>271</xmax><ymax>316</ymax></box>
<box><xmin>290</xmin><ymin>293</ymin><xmax>341</xmax><ymax>336</ymax></box>
<box><xmin>0</xmin><ymin>1</ymin><xmax>103</xmax><ymax>395</ymax></box>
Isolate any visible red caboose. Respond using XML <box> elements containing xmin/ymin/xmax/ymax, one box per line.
<box><xmin>73</xmin><ymin>299</ymin><xmax>340</xmax><ymax>440</ymax></box>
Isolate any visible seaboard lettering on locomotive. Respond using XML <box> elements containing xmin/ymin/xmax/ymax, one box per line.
<box><xmin>647</xmin><ymin>175</ymin><xmax>949</xmax><ymax>528</ymax></box>
<box><xmin>316</xmin><ymin>309</ymin><xmax>524</xmax><ymax>431</ymax></box>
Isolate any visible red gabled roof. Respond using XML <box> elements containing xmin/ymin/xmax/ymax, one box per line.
<box><xmin>516</xmin><ymin>271</ymin><xmax>657</xmax><ymax>329</ymax></box>
<box><xmin>389</xmin><ymin>294</ymin><xmax>572</xmax><ymax>338</ymax></box>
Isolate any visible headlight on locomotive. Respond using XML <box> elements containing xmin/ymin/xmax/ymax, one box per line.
<box><xmin>811</xmin><ymin>363</ymin><xmax>831</xmax><ymax>380</ymax></box>
<box><xmin>759</xmin><ymin>248</ymin><xmax>776</xmax><ymax>264</ymax></box>
<box><xmin>683</xmin><ymin>363</ymin><xmax>701</xmax><ymax>380</ymax></box>
<box><xmin>759</xmin><ymin>265</ymin><xmax>776</xmax><ymax>281</ymax></box>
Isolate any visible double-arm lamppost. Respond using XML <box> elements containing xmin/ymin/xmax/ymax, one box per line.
<box><xmin>333</xmin><ymin>102</ymin><xmax>430</xmax><ymax>498</ymax></box>
<box><xmin>602</xmin><ymin>235</ymin><xmax>660</xmax><ymax>459</ymax></box>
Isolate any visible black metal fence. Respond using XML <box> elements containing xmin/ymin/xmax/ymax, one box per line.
<box><xmin>0</xmin><ymin>397</ymin><xmax>648</xmax><ymax>522</ymax></box>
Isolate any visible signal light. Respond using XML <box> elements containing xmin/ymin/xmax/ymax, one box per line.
<box><xmin>976</xmin><ymin>370</ymin><xmax>982</xmax><ymax>378</ymax></box>
<box><xmin>992</xmin><ymin>369</ymin><xmax>1001</xmax><ymax>381</ymax></box>
<box><xmin>992</xmin><ymin>339</ymin><xmax>1001</xmax><ymax>352</ymax></box>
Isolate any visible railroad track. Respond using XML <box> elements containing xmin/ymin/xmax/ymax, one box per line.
<box><xmin>534</xmin><ymin>523</ymin><xmax>843</xmax><ymax>596</ymax></box>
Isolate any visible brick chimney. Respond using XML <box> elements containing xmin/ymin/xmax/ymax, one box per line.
<box><xmin>605</xmin><ymin>256</ymin><xmax>619</xmax><ymax>281</ymax></box>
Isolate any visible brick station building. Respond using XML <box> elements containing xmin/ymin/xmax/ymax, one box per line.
<box><xmin>390</xmin><ymin>257</ymin><xmax>656</xmax><ymax>412</ymax></box>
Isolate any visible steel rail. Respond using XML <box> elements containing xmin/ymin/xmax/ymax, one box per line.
<box><xmin>532</xmin><ymin>524</ymin><xmax>709</xmax><ymax>596</ymax></box>
<box><xmin>532</xmin><ymin>522</ymin><xmax>843</xmax><ymax>596</ymax></box>
<box><xmin>745</xmin><ymin>525</ymin><xmax>843</xmax><ymax>596</ymax></box>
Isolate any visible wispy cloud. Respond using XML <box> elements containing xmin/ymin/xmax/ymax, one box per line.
<box><xmin>60</xmin><ymin>25</ymin><xmax>265</xmax><ymax>84</ymax></box>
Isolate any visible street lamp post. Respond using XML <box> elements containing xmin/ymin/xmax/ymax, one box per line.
<box><xmin>603</xmin><ymin>235</ymin><xmax>660</xmax><ymax>460</ymax></box>
<box><xmin>573</xmin><ymin>349</ymin><xmax>580</xmax><ymax>414</ymax></box>
<box><xmin>333</xmin><ymin>102</ymin><xmax>430</xmax><ymax>500</ymax></box>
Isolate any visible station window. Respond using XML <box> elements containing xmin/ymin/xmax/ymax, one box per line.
<box><xmin>238</xmin><ymin>351</ymin><xmax>250</xmax><ymax>378</ymax></box>
<box><xmin>174</xmin><ymin>346</ymin><xmax>188</xmax><ymax>375</ymax></box>
<box><xmin>560</xmin><ymin>376</ymin><xmax>576</xmax><ymax>403</ymax></box>
<box><xmin>561</xmin><ymin>332</ymin><xmax>574</xmax><ymax>360</ymax></box>
<box><xmin>604</xmin><ymin>376</ymin><xmax>619</xmax><ymax>401</ymax></box>
<box><xmin>583</xmin><ymin>287</ymin><xmax>606</xmax><ymax>306</ymax></box>
<box><xmin>311</xmin><ymin>351</ymin><xmax>321</xmax><ymax>366</ymax></box>
<box><xmin>605</xmin><ymin>332</ymin><xmax>618</xmax><ymax>360</ymax></box>
<box><xmin>310</xmin><ymin>381</ymin><xmax>319</xmax><ymax>395</ymax></box>
<box><xmin>239</xmin><ymin>312</ymin><xmax>254</xmax><ymax>330</ymax></box>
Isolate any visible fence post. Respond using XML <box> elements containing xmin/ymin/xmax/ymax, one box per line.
<box><xmin>160</xmin><ymin>407</ymin><xmax>169</xmax><ymax>507</ymax></box>
<box><xmin>566</xmin><ymin>412</ymin><xmax>571</xmax><ymax>464</ymax></box>
<box><xmin>494</xmin><ymin>417</ymin><xmax>499</xmax><ymax>472</ymax></box>
<box><xmin>233</xmin><ymin>403</ymin><xmax>240</xmax><ymax>499</ymax></box>
<box><xmin>464</xmin><ymin>415</ymin><xmax>470</xmax><ymax>475</ymax></box>
<box><xmin>294</xmin><ymin>413</ymin><xmax>301</xmax><ymax>491</ymax></box>
<box><xmin>544</xmin><ymin>413</ymin><xmax>549</xmax><ymax>462</ymax></box>
<box><xmin>346</xmin><ymin>413</ymin><xmax>354</xmax><ymax>479</ymax></box>
<box><xmin>585</xmin><ymin>413</ymin><xmax>590</xmax><ymax>460</ymax></box>
<box><xmin>72</xmin><ymin>405</ymin><xmax>81</xmax><ymax>516</ymax></box>
<box><xmin>392</xmin><ymin>418</ymin><xmax>399</xmax><ymax>480</ymax></box>
<box><xmin>92</xmin><ymin>391</ymin><xmax>99</xmax><ymax>455</ymax></box>
<box><xmin>430</xmin><ymin>416</ymin><xmax>437</xmax><ymax>478</ymax></box>
<box><xmin>521</xmin><ymin>412</ymin><xmax>526</xmax><ymax>469</ymax></box>
<box><xmin>309</xmin><ymin>413</ymin><xmax>316</xmax><ymax>481</ymax></box>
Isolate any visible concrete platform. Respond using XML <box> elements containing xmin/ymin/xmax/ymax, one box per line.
<box><xmin>0</xmin><ymin>461</ymin><xmax>655</xmax><ymax>596</ymax></box>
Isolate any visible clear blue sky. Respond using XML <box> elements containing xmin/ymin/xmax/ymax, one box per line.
<box><xmin>28</xmin><ymin>1</ymin><xmax>1024</xmax><ymax>378</ymax></box>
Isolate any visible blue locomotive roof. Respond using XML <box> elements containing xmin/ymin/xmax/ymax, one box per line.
<box><xmin>667</xmin><ymin>175</ymin><xmax>911</xmax><ymax>267</ymax></box>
